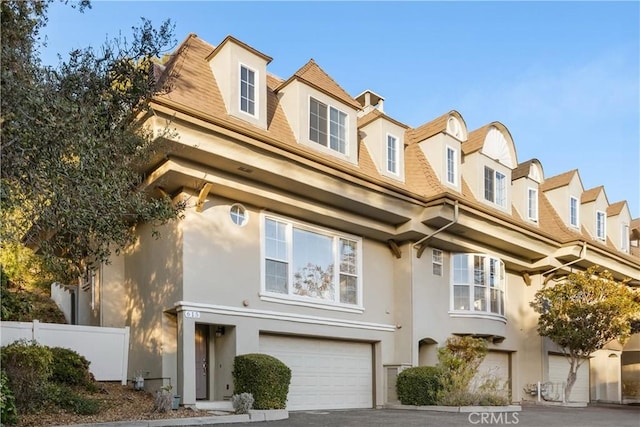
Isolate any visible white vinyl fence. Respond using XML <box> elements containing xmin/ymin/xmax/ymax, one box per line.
<box><xmin>1</xmin><ymin>320</ymin><xmax>129</xmax><ymax>385</ymax></box>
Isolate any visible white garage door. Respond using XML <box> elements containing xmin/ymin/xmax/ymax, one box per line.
<box><xmin>549</xmin><ymin>355</ymin><xmax>590</xmax><ymax>402</ymax></box>
<box><xmin>259</xmin><ymin>335</ymin><xmax>373</xmax><ymax>410</ymax></box>
<box><xmin>473</xmin><ymin>351</ymin><xmax>510</xmax><ymax>392</ymax></box>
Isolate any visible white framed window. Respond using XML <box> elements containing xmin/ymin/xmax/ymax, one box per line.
<box><xmin>452</xmin><ymin>253</ymin><xmax>505</xmax><ymax>317</ymax></box>
<box><xmin>230</xmin><ymin>204</ymin><xmax>248</xmax><ymax>226</ymax></box>
<box><xmin>484</xmin><ymin>166</ymin><xmax>506</xmax><ymax>207</ymax></box>
<box><xmin>432</xmin><ymin>249</ymin><xmax>443</xmax><ymax>276</ymax></box>
<box><xmin>446</xmin><ymin>146</ymin><xmax>457</xmax><ymax>186</ymax></box>
<box><xmin>309</xmin><ymin>97</ymin><xmax>347</xmax><ymax>154</ymax></box>
<box><xmin>386</xmin><ymin>134</ymin><xmax>398</xmax><ymax>174</ymax></box>
<box><xmin>527</xmin><ymin>188</ymin><xmax>538</xmax><ymax>222</ymax></box>
<box><xmin>621</xmin><ymin>223</ymin><xmax>629</xmax><ymax>252</ymax></box>
<box><xmin>569</xmin><ymin>196</ymin><xmax>579</xmax><ymax>228</ymax></box>
<box><xmin>262</xmin><ymin>214</ymin><xmax>362</xmax><ymax>308</ymax></box>
<box><xmin>596</xmin><ymin>210</ymin><xmax>606</xmax><ymax>240</ymax></box>
<box><xmin>240</xmin><ymin>64</ymin><xmax>256</xmax><ymax>116</ymax></box>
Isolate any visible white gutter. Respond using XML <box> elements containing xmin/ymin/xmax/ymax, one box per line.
<box><xmin>414</xmin><ymin>200</ymin><xmax>459</xmax><ymax>258</ymax></box>
<box><xmin>542</xmin><ymin>242</ymin><xmax>588</xmax><ymax>284</ymax></box>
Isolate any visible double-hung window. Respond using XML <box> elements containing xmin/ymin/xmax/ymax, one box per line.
<box><xmin>240</xmin><ymin>65</ymin><xmax>256</xmax><ymax>116</ymax></box>
<box><xmin>621</xmin><ymin>223</ymin><xmax>630</xmax><ymax>252</ymax></box>
<box><xmin>569</xmin><ymin>196</ymin><xmax>579</xmax><ymax>228</ymax></box>
<box><xmin>446</xmin><ymin>146</ymin><xmax>457</xmax><ymax>185</ymax></box>
<box><xmin>452</xmin><ymin>253</ymin><xmax>505</xmax><ymax>317</ymax></box>
<box><xmin>596</xmin><ymin>211</ymin><xmax>606</xmax><ymax>240</ymax></box>
<box><xmin>263</xmin><ymin>215</ymin><xmax>361</xmax><ymax>307</ymax></box>
<box><xmin>387</xmin><ymin>134</ymin><xmax>398</xmax><ymax>174</ymax></box>
<box><xmin>309</xmin><ymin>98</ymin><xmax>347</xmax><ymax>154</ymax></box>
<box><xmin>527</xmin><ymin>188</ymin><xmax>538</xmax><ymax>222</ymax></box>
<box><xmin>484</xmin><ymin>166</ymin><xmax>506</xmax><ymax>207</ymax></box>
<box><xmin>432</xmin><ymin>249</ymin><xmax>443</xmax><ymax>276</ymax></box>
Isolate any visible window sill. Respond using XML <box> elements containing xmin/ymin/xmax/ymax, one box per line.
<box><xmin>448</xmin><ymin>311</ymin><xmax>507</xmax><ymax>324</ymax></box>
<box><xmin>259</xmin><ymin>293</ymin><xmax>364</xmax><ymax>314</ymax></box>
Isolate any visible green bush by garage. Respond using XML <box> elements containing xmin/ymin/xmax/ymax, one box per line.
<box><xmin>396</xmin><ymin>366</ymin><xmax>444</xmax><ymax>406</ymax></box>
<box><xmin>232</xmin><ymin>353</ymin><xmax>291</xmax><ymax>410</ymax></box>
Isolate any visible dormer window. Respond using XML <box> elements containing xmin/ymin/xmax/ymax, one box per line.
<box><xmin>570</xmin><ymin>196</ymin><xmax>579</xmax><ymax>228</ymax></box>
<box><xmin>446</xmin><ymin>146</ymin><xmax>458</xmax><ymax>186</ymax></box>
<box><xmin>484</xmin><ymin>166</ymin><xmax>506</xmax><ymax>207</ymax></box>
<box><xmin>527</xmin><ymin>188</ymin><xmax>538</xmax><ymax>222</ymax></box>
<box><xmin>240</xmin><ymin>64</ymin><xmax>256</xmax><ymax>116</ymax></box>
<box><xmin>309</xmin><ymin>97</ymin><xmax>347</xmax><ymax>154</ymax></box>
<box><xmin>621</xmin><ymin>223</ymin><xmax>629</xmax><ymax>252</ymax></box>
<box><xmin>386</xmin><ymin>134</ymin><xmax>398</xmax><ymax>174</ymax></box>
<box><xmin>596</xmin><ymin>211</ymin><xmax>606</xmax><ymax>240</ymax></box>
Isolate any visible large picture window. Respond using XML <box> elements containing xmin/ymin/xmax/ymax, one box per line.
<box><xmin>452</xmin><ymin>253</ymin><xmax>505</xmax><ymax>317</ymax></box>
<box><xmin>263</xmin><ymin>215</ymin><xmax>361</xmax><ymax>307</ymax></box>
<box><xmin>309</xmin><ymin>98</ymin><xmax>347</xmax><ymax>154</ymax></box>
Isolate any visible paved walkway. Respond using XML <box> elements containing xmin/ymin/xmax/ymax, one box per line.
<box><xmin>222</xmin><ymin>404</ymin><xmax>640</xmax><ymax>427</ymax></box>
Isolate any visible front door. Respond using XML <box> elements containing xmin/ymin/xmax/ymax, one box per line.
<box><xmin>195</xmin><ymin>324</ymin><xmax>208</xmax><ymax>400</ymax></box>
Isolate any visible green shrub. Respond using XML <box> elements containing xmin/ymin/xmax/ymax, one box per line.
<box><xmin>1</xmin><ymin>370</ymin><xmax>19</xmax><ymax>426</ymax></box>
<box><xmin>396</xmin><ymin>366</ymin><xmax>444</xmax><ymax>406</ymax></box>
<box><xmin>233</xmin><ymin>353</ymin><xmax>291</xmax><ymax>409</ymax></box>
<box><xmin>437</xmin><ymin>336</ymin><xmax>487</xmax><ymax>397</ymax></box>
<box><xmin>45</xmin><ymin>383</ymin><xmax>101</xmax><ymax>415</ymax></box>
<box><xmin>50</xmin><ymin>347</ymin><xmax>94</xmax><ymax>388</ymax></box>
<box><xmin>1</xmin><ymin>340</ymin><xmax>53</xmax><ymax>413</ymax></box>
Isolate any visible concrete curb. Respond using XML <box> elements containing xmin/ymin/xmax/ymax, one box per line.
<box><xmin>57</xmin><ymin>409</ymin><xmax>289</xmax><ymax>427</ymax></box>
<box><xmin>385</xmin><ymin>404</ymin><xmax>522</xmax><ymax>413</ymax></box>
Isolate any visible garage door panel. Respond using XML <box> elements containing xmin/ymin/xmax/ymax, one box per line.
<box><xmin>259</xmin><ymin>335</ymin><xmax>372</xmax><ymax>410</ymax></box>
<box><xmin>549</xmin><ymin>355</ymin><xmax>589</xmax><ymax>402</ymax></box>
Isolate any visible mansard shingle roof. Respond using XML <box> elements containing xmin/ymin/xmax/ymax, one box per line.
<box><xmin>153</xmin><ymin>33</ymin><xmax>637</xmax><ymax>263</ymax></box>
<box><xmin>539</xmin><ymin>169</ymin><xmax>578</xmax><ymax>191</ymax></box>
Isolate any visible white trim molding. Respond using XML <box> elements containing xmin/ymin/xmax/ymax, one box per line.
<box><xmin>174</xmin><ymin>301</ymin><xmax>396</xmax><ymax>332</ymax></box>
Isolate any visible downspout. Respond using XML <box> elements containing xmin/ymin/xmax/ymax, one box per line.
<box><xmin>414</xmin><ymin>200</ymin><xmax>459</xmax><ymax>258</ymax></box>
<box><xmin>542</xmin><ymin>242</ymin><xmax>588</xmax><ymax>284</ymax></box>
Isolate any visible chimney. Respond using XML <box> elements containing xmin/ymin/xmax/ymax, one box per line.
<box><xmin>355</xmin><ymin>90</ymin><xmax>384</xmax><ymax>117</ymax></box>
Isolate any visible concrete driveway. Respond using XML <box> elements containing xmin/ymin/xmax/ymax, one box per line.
<box><xmin>224</xmin><ymin>404</ymin><xmax>640</xmax><ymax>427</ymax></box>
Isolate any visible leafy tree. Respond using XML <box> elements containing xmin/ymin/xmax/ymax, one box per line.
<box><xmin>1</xmin><ymin>0</ymin><xmax>185</xmax><ymax>280</ymax></box>
<box><xmin>531</xmin><ymin>266</ymin><xmax>640</xmax><ymax>402</ymax></box>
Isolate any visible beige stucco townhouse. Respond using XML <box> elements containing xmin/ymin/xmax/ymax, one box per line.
<box><xmin>76</xmin><ymin>34</ymin><xmax>640</xmax><ymax>410</ymax></box>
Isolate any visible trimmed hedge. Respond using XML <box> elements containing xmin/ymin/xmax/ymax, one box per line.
<box><xmin>232</xmin><ymin>353</ymin><xmax>291</xmax><ymax>409</ymax></box>
<box><xmin>396</xmin><ymin>366</ymin><xmax>444</xmax><ymax>406</ymax></box>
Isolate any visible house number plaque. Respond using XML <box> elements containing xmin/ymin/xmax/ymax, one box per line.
<box><xmin>184</xmin><ymin>310</ymin><xmax>201</xmax><ymax>319</ymax></box>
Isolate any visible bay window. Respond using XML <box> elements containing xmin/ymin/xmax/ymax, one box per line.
<box><xmin>451</xmin><ymin>253</ymin><xmax>505</xmax><ymax>316</ymax></box>
<box><xmin>263</xmin><ymin>215</ymin><xmax>361</xmax><ymax>307</ymax></box>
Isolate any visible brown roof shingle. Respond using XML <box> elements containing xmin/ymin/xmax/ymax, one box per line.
<box><xmin>276</xmin><ymin>59</ymin><xmax>361</xmax><ymax>110</ymax></box>
<box><xmin>607</xmin><ymin>201</ymin><xmax>627</xmax><ymax>217</ymax></box>
<box><xmin>540</xmin><ymin>169</ymin><xmax>578</xmax><ymax>192</ymax></box>
<box><xmin>581</xmin><ymin>186</ymin><xmax>603</xmax><ymax>204</ymax></box>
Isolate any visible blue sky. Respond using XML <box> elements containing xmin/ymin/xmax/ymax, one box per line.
<box><xmin>39</xmin><ymin>1</ymin><xmax>640</xmax><ymax>217</ymax></box>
